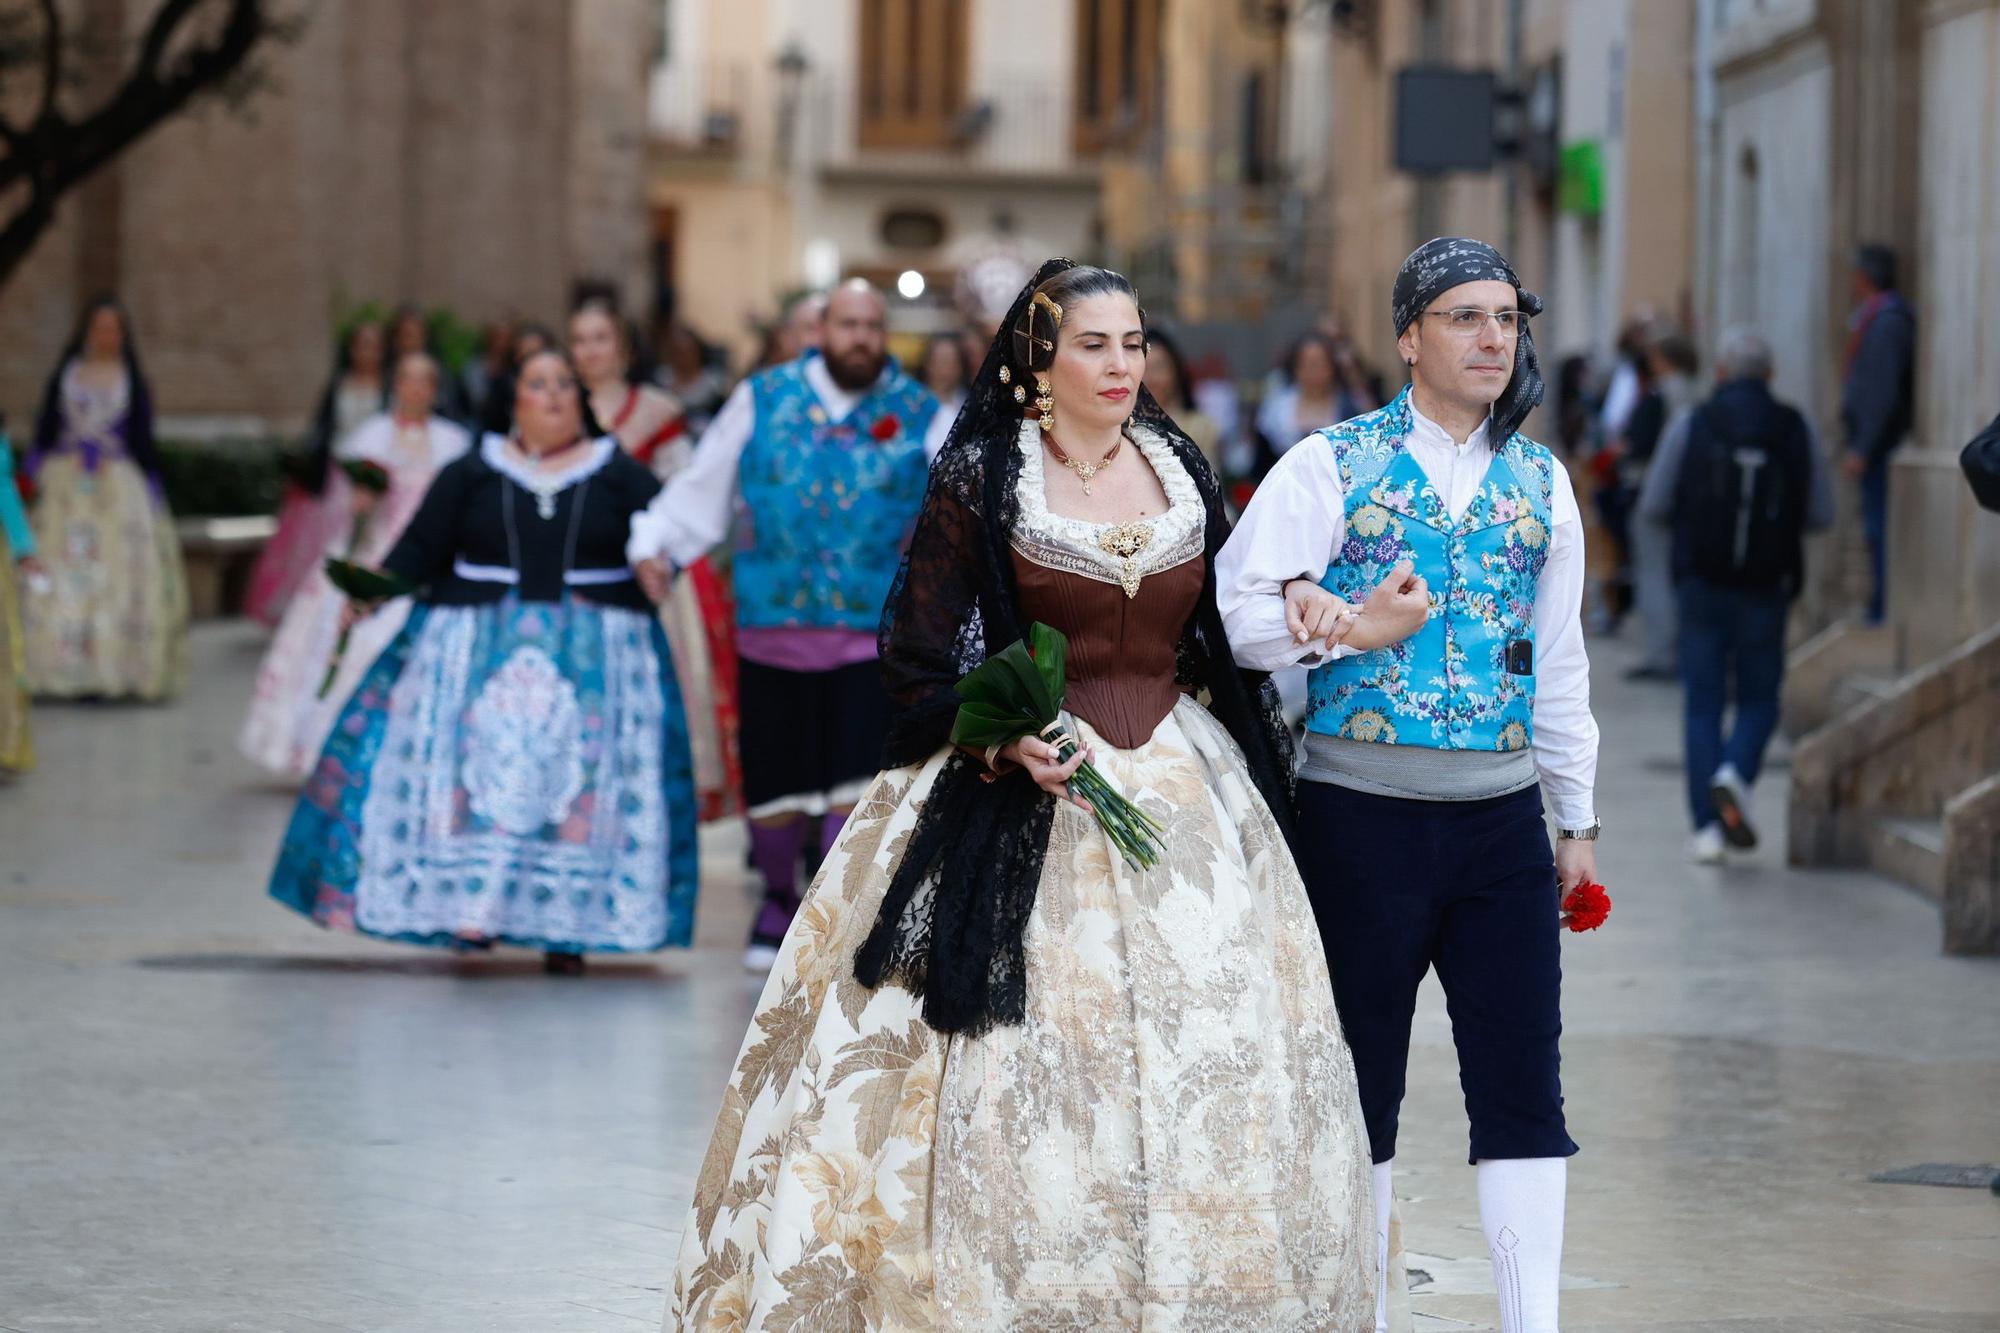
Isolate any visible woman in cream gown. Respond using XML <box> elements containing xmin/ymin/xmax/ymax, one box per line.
<box><xmin>664</xmin><ymin>262</ymin><xmax>1406</xmax><ymax>1331</ymax></box>
<box><xmin>237</xmin><ymin>353</ymin><xmax>469</xmax><ymax>780</ymax></box>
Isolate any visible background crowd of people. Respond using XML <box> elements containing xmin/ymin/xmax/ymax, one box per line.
<box><xmin>0</xmin><ymin>244</ymin><xmax>1929</xmax><ymax>897</ymax></box>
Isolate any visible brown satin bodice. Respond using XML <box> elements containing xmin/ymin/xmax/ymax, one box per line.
<box><xmin>1010</xmin><ymin>551</ymin><xmax>1204</xmax><ymax>749</ymax></box>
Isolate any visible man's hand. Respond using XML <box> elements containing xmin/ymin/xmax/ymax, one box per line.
<box><xmin>1842</xmin><ymin>451</ymin><xmax>1869</xmax><ymax>480</ymax></box>
<box><xmin>1342</xmin><ymin>560</ymin><xmax>1431</xmax><ymax>652</ymax></box>
<box><xmin>1283</xmin><ymin>579</ymin><xmax>1356</xmax><ymax>651</ymax></box>
<box><xmin>1555</xmin><ymin>838</ymin><xmax>1597</xmax><ymax>894</ymax></box>
<box><xmin>635</xmin><ymin>556</ymin><xmax>673</xmax><ymax>604</ymax></box>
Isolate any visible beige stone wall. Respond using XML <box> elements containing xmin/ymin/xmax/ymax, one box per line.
<box><xmin>1898</xmin><ymin>0</ymin><xmax>2000</xmax><ymax>660</ymax></box>
<box><xmin>1622</xmin><ymin>1</ymin><xmax>1696</xmax><ymax>328</ymax></box>
<box><xmin>1325</xmin><ymin>2</ymin><xmax>1508</xmax><ymax>377</ymax></box>
<box><xmin>572</xmin><ymin>0</ymin><xmax>657</xmax><ymax>316</ymax></box>
<box><xmin>0</xmin><ymin>0</ymin><xmax>648</xmax><ymax>434</ymax></box>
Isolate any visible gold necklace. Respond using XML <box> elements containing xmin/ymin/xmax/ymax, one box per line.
<box><xmin>1043</xmin><ymin>430</ymin><xmax>1121</xmax><ymax>496</ymax></box>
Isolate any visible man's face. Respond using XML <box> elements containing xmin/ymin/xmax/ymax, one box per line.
<box><xmin>821</xmin><ymin>288</ymin><xmax>888</xmax><ymax>390</ymax></box>
<box><xmin>1396</xmin><ymin>279</ymin><xmax>1519</xmax><ymax>412</ymax></box>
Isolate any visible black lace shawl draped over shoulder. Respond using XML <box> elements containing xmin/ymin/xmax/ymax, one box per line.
<box><xmin>853</xmin><ymin>258</ymin><xmax>1297</xmax><ymax>1036</ymax></box>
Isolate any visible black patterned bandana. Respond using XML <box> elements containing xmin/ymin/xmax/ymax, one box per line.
<box><xmin>1392</xmin><ymin>236</ymin><xmax>1546</xmax><ymax>442</ymax></box>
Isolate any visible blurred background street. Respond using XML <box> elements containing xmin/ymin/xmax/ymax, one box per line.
<box><xmin>2</xmin><ymin>622</ymin><xmax>1996</xmax><ymax>1331</ymax></box>
<box><xmin>2</xmin><ymin>0</ymin><xmax>1998</xmax><ymax>1329</ymax></box>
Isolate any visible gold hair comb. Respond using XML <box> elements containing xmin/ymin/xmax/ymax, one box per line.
<box><xmin>1032</xmin><ymin>291</ymin><xmax>1064</xmax><ymax>327</ymax></box>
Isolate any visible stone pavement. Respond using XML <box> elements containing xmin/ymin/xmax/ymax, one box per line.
<box><xmin>1</xmin><ymin>621</ymin><xmax>1996</xmax><ymax>1332</ymax></box>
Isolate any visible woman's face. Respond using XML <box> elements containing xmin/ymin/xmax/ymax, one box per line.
<box><xmin>349</xmin><ymin>323</ymin><xmax>386</xmax><ymax>377</ymax></box>
<box><xmin>924</xmin><ymin>340</ymin><xmax>965</xmax><ymax>395</ymax></box>
<box><xmin>513</xmin><ymin>330</ymin><xmax>550</xmax><ymax>367</ymax></box>
<box><xmin>1294</xmin><ymin>340</ymin><xmax>1335</xmax><ymax>396</ymax></box>
<box><xmin>391</xmin><ymin>314</ymin><xmax>427</xmax><ymax>357</ymax></box>
<box><xmin>84</xmin><ymin>307</ymin><xmax>125</xmax><ymax>361</ymax></box>
<box><xmin>1047</xmin><ymin>293</ymin><xmax>1145</xmax><ymax>436</ymax></box>
<box><xmin>514</xmin><ymin>351</ymin><xmax>585</xmax><ymax>450</ymax></box>
<box><xmin>483</xmin><ymin>320</ymin><xmax>515</xmax><ymax>365</ymax></box>
<box><xmin>392</xmin><ymin>355</ymin><xmax>440</xmax><ymax>420</ymax></box>
<box><xmin>568</xmin><ymin>308</ymin><xmax>625</xmax><ymax>386</ymax></box>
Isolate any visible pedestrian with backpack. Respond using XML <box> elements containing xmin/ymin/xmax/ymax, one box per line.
<box><xmin>1638</xmin><ymin>330</ymin><xmax>1834</xmax><ymax>863</ymax></box>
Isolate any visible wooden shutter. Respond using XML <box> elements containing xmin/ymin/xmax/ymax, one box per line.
<box><xmin>858</xmin><ymin>0</ymin><xmax>969</xmax><ymax>149</ymax></box>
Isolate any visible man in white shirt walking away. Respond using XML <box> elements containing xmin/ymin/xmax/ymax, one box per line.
<box><xmin>1218</xmin><ymin>237</ymin><xmax>1601</xmax><ymax>1333</ymax></box>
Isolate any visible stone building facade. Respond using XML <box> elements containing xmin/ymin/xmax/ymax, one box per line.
<box><xmin>1315</xmin><ymin>0</ymin><xmax>1697</xmax><ymax>441</ymax></box>
<box><xmin>0</xmin><ymin>0</ymin><xmax>654</xmax><ymax>434</ymax></box>
<box><xmin>647</xmin><ymin>0</ymin><xmax>1123</xmax><ymax>362</ymax></box>
<box><xmin>1696</xmin><ymin>0</ymin><xmax>2000</xmax><ymax>654</ymax></box>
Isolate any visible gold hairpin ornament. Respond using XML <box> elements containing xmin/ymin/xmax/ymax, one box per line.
<box><xmin>1032</xmin><ymin>291</ymin><xmax>1064</xmax><ymax>326</ymax></box>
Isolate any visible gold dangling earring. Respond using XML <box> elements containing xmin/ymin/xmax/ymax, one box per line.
<box><xmin>1035</xmin><ymin>373</ymin><xmax>1055</xmax><ymax>432</ymax></box>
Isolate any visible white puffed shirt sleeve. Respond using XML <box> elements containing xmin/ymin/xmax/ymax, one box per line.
<box><xmin>1530</xmin><ymin>463</ymin><xmax>1599</xmax><ymax>830</ymax></box>
<box><xmin>922</xmin><ymin>405</ymin><xmax>955</xmax><ymax>463</ymax></box>
<box><xmin>626</xmin><ymin>379</ymin><xmax>755</xmax><ymax>568</ymax></box>
<box><xmin>1216</xmin><ymin>434</ymin><xmax>1359</xmax><ymax>671</ymax></box>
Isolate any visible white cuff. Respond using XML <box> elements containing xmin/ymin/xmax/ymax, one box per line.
<box><xmin>1547</xmin><ymin>793</ymin><xmax>1597</xmax><ymax>832</ymax></box>
<box><xmin>626</xmin><ymin>508</ymin><xmax>671</xmax><ymax>566</ymax></box>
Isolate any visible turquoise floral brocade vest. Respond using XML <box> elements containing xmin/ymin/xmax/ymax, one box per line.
<box><xmin>735</xmin><ymin>355</ymin><xmax>939</xmax><ymax>632</ymax></box>
<box><xmin>1306</xmin><ymin>387</ymin><xmax>1556</xmax><ymax>752</ymax></box>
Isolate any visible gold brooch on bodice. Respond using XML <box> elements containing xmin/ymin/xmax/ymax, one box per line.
<box><xmin>1098</xmin><ymin>521</ymin><xmax>1154</xmax><ymax>598</ymax></box>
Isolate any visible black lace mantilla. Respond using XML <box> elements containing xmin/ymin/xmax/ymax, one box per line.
<box><xmin>852</xmin><ymin>258</ymin><xmax>1298</xmax><ymax>1035</ymax></box>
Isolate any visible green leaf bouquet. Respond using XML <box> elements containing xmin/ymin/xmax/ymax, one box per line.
<box><xmin>949</xmin><ymin>622</ymin><xmax>1166</xmax><ymax>871</ymax></box>
<box><xmin>338</xmin><ymin>458</ymin><xmax>392</xmax><ymax>555</ymax></box>
<box><xmin>317</xmin><ymin>558</ymin><xmax>414</xmax><ymax>698</ymax></box>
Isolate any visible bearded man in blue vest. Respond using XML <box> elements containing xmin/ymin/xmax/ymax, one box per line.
<box><xmin>1219</xmin><ymin>238</ymin><xmax>1599</xmax><ymax>1333</ymax></box>
<box><xmin>631</xmin><ymin>280</ymin><xmax>950</xmax><ymax>971</ymax></box>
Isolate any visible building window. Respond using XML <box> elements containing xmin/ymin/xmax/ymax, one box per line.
<box><xmin>1075</xmin><ymin>0</ymin><xmax>1162</xmax><ymax>155</ymax></box>
<box><xmin>858</xmin><ymin>0</ymin><xmax>968</xmax><ymax>149</ymax></box>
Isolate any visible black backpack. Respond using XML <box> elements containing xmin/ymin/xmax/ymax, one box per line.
<box><xmin>1962</xmin><ymin>411</ymin><xmax>2000</xmax><ymax>513</ymax></box>
<box><xmin>1675</xmin><ymin>389</ymin><xmax>1811</xmax><ymax>592</ymax></box>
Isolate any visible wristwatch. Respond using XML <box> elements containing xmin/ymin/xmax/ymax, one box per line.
<box><xmin>1557</xmin><ymin>820</ymin><xmax>1602</xmax><ymax>842</ymax></box>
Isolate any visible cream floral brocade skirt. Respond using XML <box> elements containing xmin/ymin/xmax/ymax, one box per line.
<box><xmin>666</xmin><ymin>698</ymin><xmax>1376</xmax><ymax>1332</ymax></box>
<box><xmin>22</xmin><ymin>455</ymin><xmax>187</xmax><ymax>701</ymax></box>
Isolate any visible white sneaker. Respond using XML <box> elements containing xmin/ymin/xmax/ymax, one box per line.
<box><xmin>743</xmin><ymin>942</ymin><xmax>780</xmax><ymax>973</ymax></box>
<box><xmin>1708</xmin><ymin>764</ymin><xmax>1758</xmax><ymax>849</ymax></box>
<box><xmin>1691</xmin><ymin>824</ymin><xmax>1726</xmax><ymax>864</ymax></box>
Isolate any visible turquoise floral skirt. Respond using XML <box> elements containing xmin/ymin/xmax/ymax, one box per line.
<box><xmin>269</xmin><ymin>594</ymin><xmax>698</xmax><ymax>952</ymax></box>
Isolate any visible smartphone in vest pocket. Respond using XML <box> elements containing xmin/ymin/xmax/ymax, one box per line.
<box><xmin>1506</xmin><ymin>639</ymin><xmax>1534</xmax><ymax>675</ymax></box>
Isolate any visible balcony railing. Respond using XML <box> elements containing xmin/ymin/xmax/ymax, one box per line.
<box><xmin>799</xmin><ymin>74</ymin><xmax>1099</xmax><ymax>179</ymax></box>
<box><xmin>649</xmin><ymin>60</ymin><xmax>751</xmax><ymax>152</ymax></box>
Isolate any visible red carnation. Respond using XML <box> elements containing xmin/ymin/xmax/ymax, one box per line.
<box><xmin>871</xmin><ymin>414</ymin><xmax>901</xmax><ymax>442</ymax></box>
<box><xmin>1560</xmin><ymin>880</ymin><xmax>1612</xmax><ymax>932</ymax></box>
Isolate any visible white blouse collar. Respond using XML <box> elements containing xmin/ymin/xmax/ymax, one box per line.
<box><xmin>480</xmin><ymin>432</ymin><xmax>616</xmax><ymax>493</ymax></box>
<box><xmin>1011</xmin><ymin>416</ymin><xmax>1205</xmax><ymax>582</ymax></box>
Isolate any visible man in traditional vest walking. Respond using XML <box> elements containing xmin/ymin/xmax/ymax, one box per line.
<box><xmin>630</xmin><ymin>280</ymin><xmax>949</xmax><ymax>970</ymax></box>
<box><xmin>1219</xmin><ymin>238</ymin><xmax>1599</xmax><ymax>1333</ymax></box>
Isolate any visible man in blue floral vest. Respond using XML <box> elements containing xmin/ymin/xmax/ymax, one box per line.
<box><xmin>1219</xmin><ymin>238</ymin><xmax>1600</xmax><ymax>1333</ymax></box>
<box><xmin>630</xmin><ymin>281</ymin><xmax>949</xmax><ymax>970</ymax></box>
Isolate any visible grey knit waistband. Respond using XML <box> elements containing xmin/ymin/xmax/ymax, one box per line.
<box><xmin>1297</xmin><ymin>732</ymin><xmax>1537</xmax><ymax>802</ymax></box>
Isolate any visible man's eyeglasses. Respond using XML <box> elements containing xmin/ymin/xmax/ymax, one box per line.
<box><xmin>1425</xmin><ymin>307</ymin><xmax>1525</xmax><ymax>338</ymax></box>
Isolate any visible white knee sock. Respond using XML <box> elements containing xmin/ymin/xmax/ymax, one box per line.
<box><xmin>1373</xmin><ymin>1158</ymin><xmax>1394</xmax><ymax>1333</ymax></box>
<box><xmin>1476</xmin><ymin>1157</ymin><xmax>1566</xmax><ymax>1333</ymax></box>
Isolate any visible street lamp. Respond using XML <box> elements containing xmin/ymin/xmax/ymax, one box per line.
<box><xmin>773</xmin><ymin>41</ymin><xmax>810</xmax><ymax>168</ymax></box>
